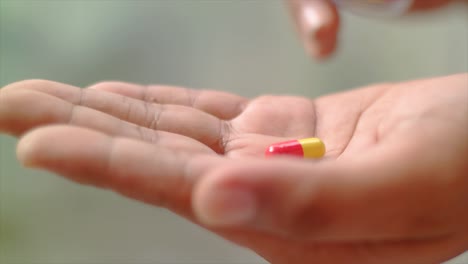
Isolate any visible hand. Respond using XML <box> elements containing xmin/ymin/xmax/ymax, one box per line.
<box><xmin>0</xmin><ymin>73</ymin><xmax>467</xmax><ymax>264</ymax></box>
<box><xmin>288</xmin><ymin>0</ymin><xmax>456</xmax><ymax>59</ymax></box>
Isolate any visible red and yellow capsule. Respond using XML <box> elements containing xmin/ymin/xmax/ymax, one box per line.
<box><xmin>265</xmin><ymin>138</ymin><xmax>326</xmax><ymax>158</ymax></box>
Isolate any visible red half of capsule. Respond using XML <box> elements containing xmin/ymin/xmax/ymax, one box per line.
<box><xmin>265</xmin><ymin>139</ymin><xmax>304</xmax><ymax>157</ymax></box>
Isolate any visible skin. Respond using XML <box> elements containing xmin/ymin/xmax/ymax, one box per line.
<box><xmin>289</xmin><ymin>0</ymin><xmax>458</xmax><ymax>59</ymax></box>
<box><xmin>0</xmin><ymin>73</ymin><xmax>467</xmax><ymax>264</ymax></box>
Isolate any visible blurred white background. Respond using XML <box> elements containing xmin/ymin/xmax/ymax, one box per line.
<box><xmin>1</xmin><ymin>0</ymin><xmax>467</xmax><ymax>263</ymax></box>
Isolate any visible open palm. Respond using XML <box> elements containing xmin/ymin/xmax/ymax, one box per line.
<box><xmin>1</xmin><ymin>74</ymin><xmax>467</xmax><ymax>264</ymax></box>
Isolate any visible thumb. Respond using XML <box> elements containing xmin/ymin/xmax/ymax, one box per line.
<box><xmin>192</xmin><ymin>140</ymin><xmax>457</xmax><ymax>241</ymax></box>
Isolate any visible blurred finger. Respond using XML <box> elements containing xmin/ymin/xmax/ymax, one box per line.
<box><xmin>287</xmin><ymin>0</ymin><xmax>340</xmax><ymax>59</ymax></box>
<box><xmin>88</xmin><ymin>82</ymin><xmax>248</xmax><ymax>120</ymax></box>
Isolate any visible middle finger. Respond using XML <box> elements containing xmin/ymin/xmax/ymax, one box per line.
<box><xmin>0</xmin><ymin>87</ymin><xmax>213</xmax><ymax>154</ymax></box>
<box><xmin>2</xmin><ymin>80</ymin><xmax>227</xmax><ymax>153</ymax></box>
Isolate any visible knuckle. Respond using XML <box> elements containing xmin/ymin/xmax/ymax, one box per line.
<box><xmin>147</xmin><ymin>104</ymin><xmax>164</xmax><ymax>130</ymax></box>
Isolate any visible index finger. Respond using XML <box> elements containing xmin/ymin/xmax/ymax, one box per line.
<box><xmin>17</xmin><ymin>125</ymin><xmax>223</xmax><ymax>216</ymax></box>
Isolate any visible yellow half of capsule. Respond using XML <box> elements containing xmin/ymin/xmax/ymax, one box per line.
<box><xmin>298</xmin><ymin>138</ymin><xmax>326</xmax><ymax>158</ymax></box>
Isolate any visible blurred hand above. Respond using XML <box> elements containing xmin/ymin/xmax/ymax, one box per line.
<box><xmin>0</xmin><ymin>73</ymin><xmax>467</xmax><ymax>264</ymax></box>
<box><xmin>288</xmin><ymin>0</ymin><xmax>457</xmax><ymax>59</ymax></box>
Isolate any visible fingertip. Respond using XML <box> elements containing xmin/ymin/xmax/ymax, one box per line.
<box><xmin>16</xmin><ymin>126</ymin><xmax>56</xmax><ymax>168</ymax></box>
<box><xmin>192</xmin><ymin>167</ymin><xmax>258</xmax><ymax>227</ymax></box>
<box><xmin>16</xmin><ymin>125</ymin><xmax>104</xmax><ymax>168</ymax></box>
<box><xmin>192</xmin><ymin>160</ymin><xmax>308</xmax><ymax>228</ymax></box>
<box><xmin>311</xmin><ymin>25</ymin><xmax>339</xmax><ymax>60</ymax></box>
<box><xmin>17</xmin><ymin>133</ymin><xmax>36</xmax><ymax>167</ymax></box>
<box><xmin>1</xmin><ymin>79</ymin><xmax>54</xmax><ymax>92</ymax></box>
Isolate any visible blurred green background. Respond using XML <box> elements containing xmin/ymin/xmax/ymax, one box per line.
<box><xmin>0</xmin><ymin>0</ymin><xmax>467</xmax><ymax>263</ymax></box>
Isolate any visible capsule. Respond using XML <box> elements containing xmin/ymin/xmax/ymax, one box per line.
<box><xmin>265</xmin><ymin>138</ymin><xmax>325</xmax><ymax>159</ymax></box>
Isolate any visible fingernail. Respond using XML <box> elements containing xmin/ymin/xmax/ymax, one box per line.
<box><xmin>196</xmin><ymin>188</ymin><xmax>257</xmax><ymax>227</ymax></box>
